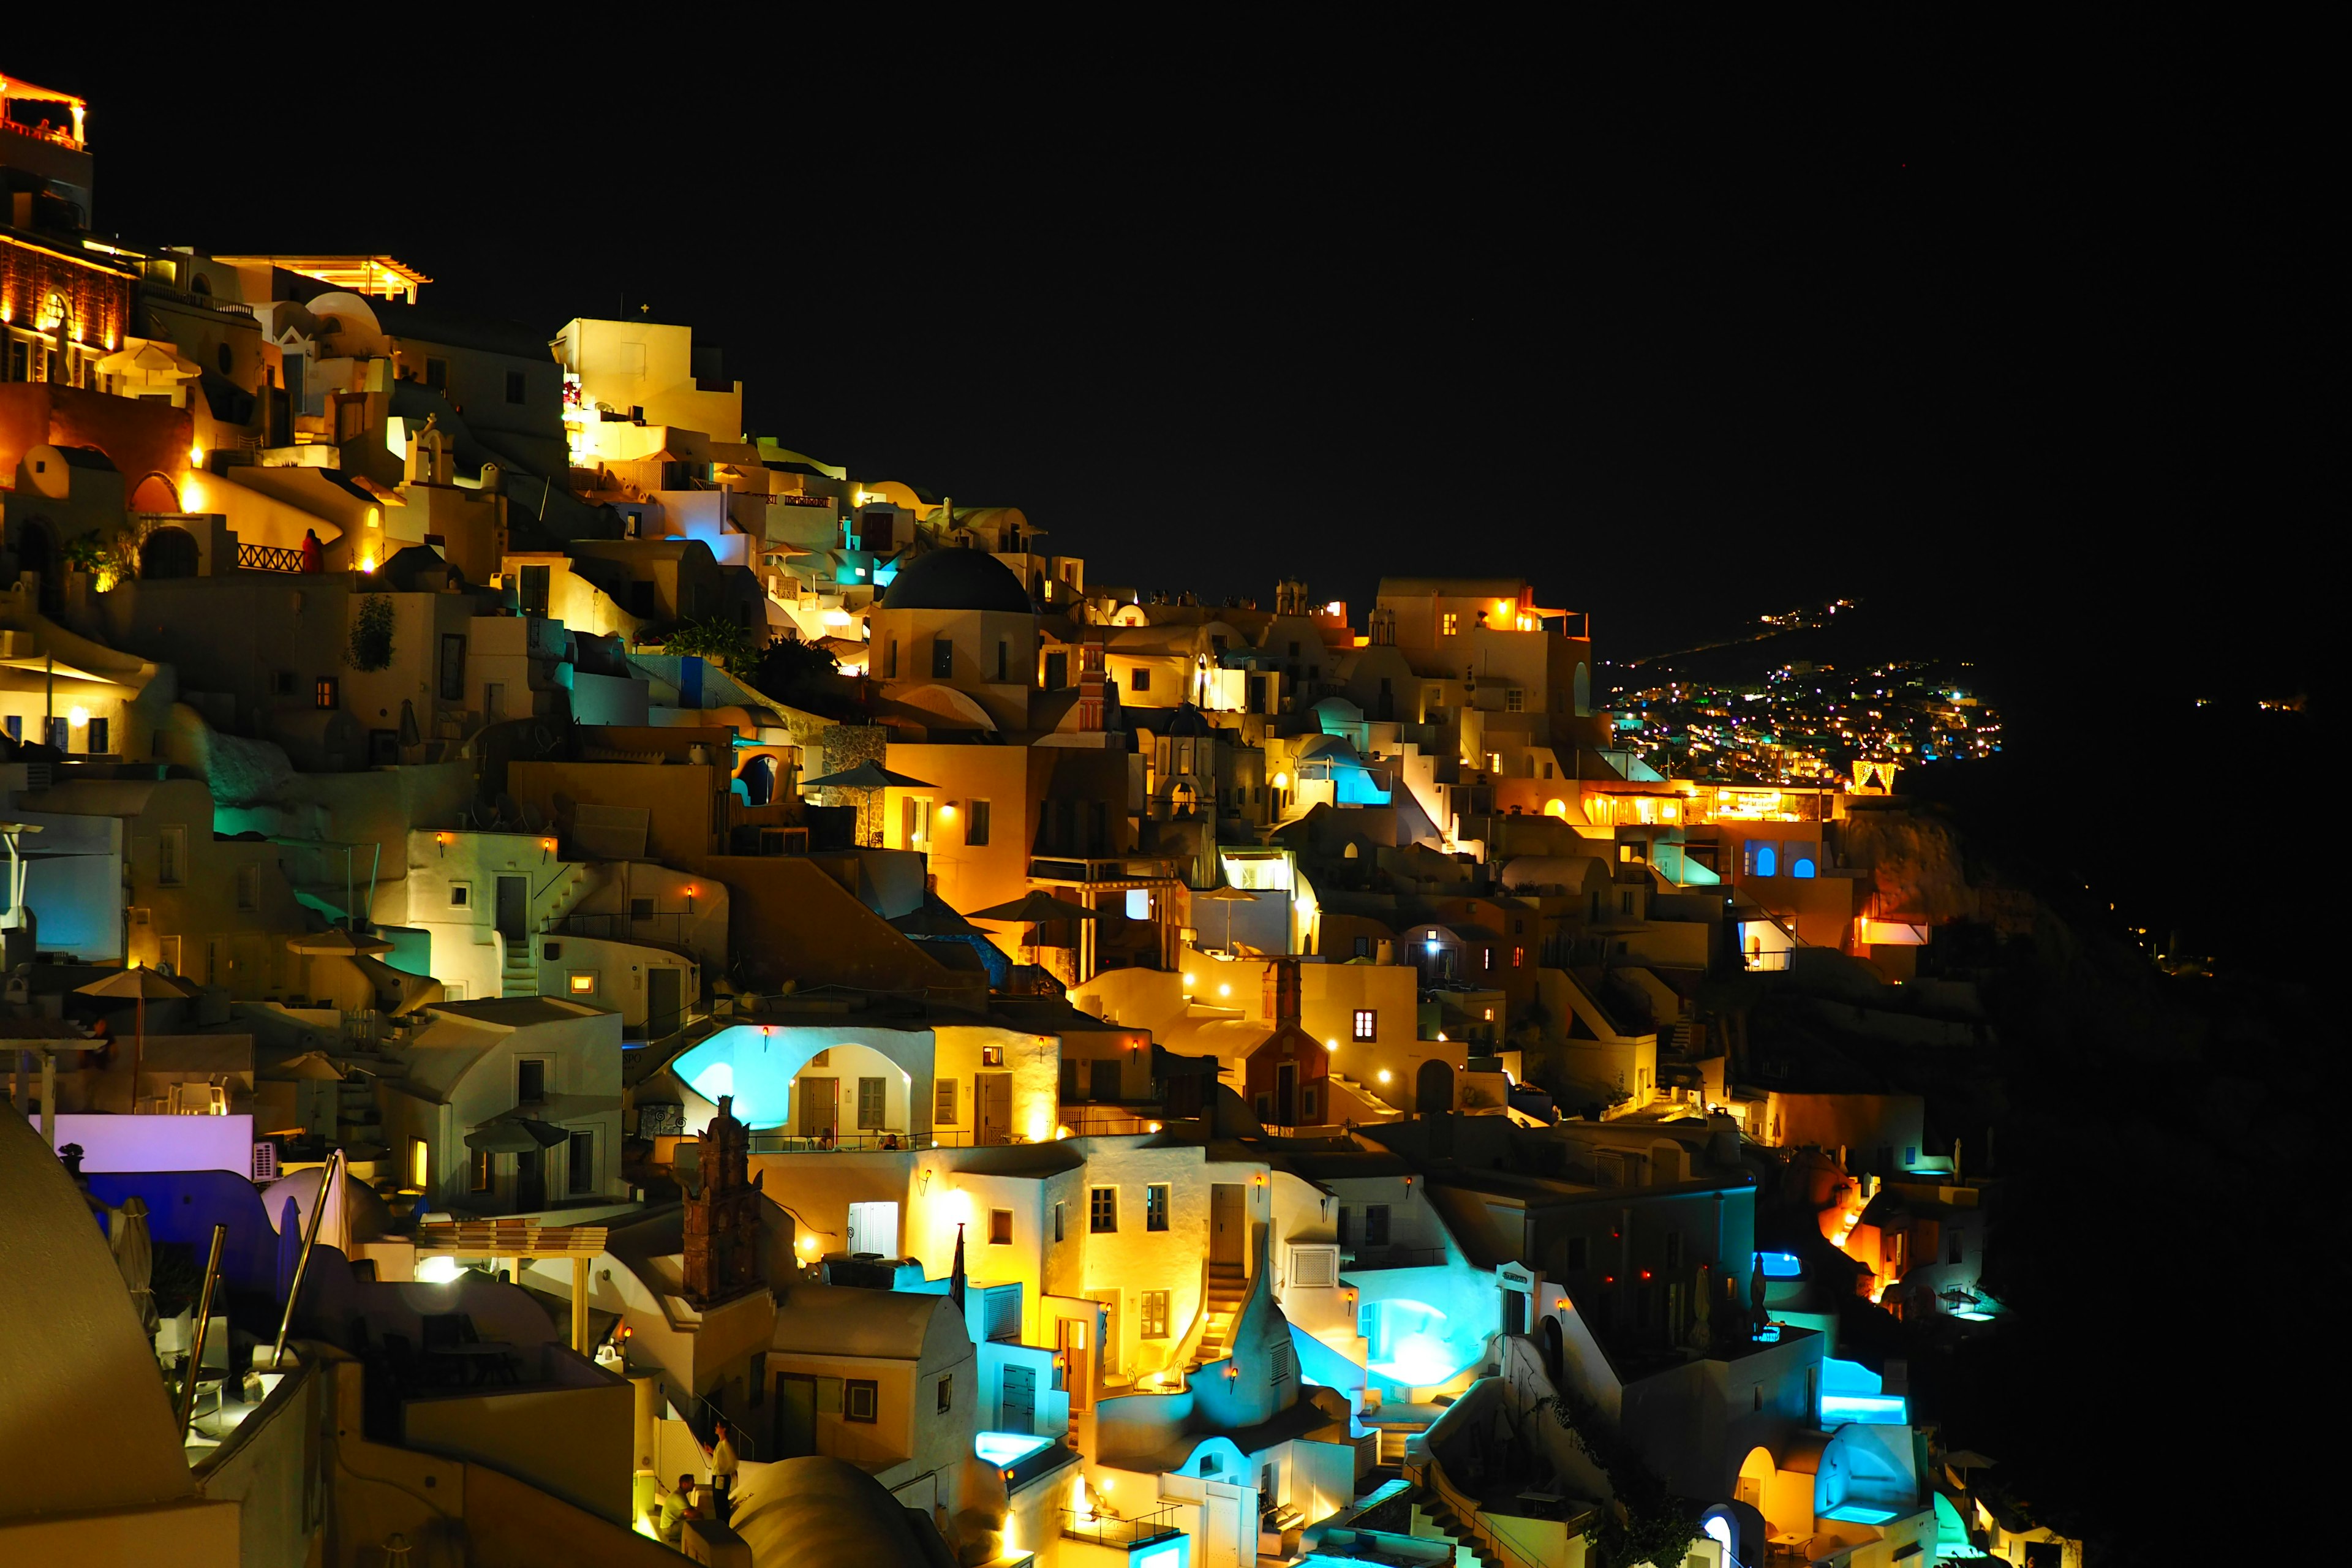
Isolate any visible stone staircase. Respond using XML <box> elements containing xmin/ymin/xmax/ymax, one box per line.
<box><xmin>505</xmin><ymin>863</ymin><xmax>598</xmax><ymax>998</ymax></box>
<box><xmin>1414</xmin><ymin>1496</ymin><xmax>1503</xmax><ymax>1568</ymax></box>
<box><xmin>1187</xmin><ymin>1261</ymin><xmax>1249</xmax><ymax>1369</ymax></box>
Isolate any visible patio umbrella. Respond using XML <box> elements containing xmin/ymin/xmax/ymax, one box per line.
<box><xmin>285</xmin><ymin>928</ymin><xmax>396</xmax><ymax>957</ymax></box>
<box><xmin>1192</xmin><ymin>883</ymin><xmax>1255</xmax><ymax>949</ymax></box>
<box><xmin>797</xmin><ymin>759</ymin><xmax>938</xmax><ymax>791</ymax></box>
<box><xmin>111</xmin><ymin>1195</ymin><xmax>157</xmax><ymax>1335</ymax></box>
<box><xmin>465</xmin><ymin>1118</ymin><xmax>572</xmax><ymax>1153</ymax></box>
<box><xmin>265</xmin><ymin>1049</ymin><xmax>348</xmax><ymax>1080</ymax></box>
<box><xmin>77</xmin><ymin>965</ymin><xmax>203</xmax><ymax>1111</ymax></box>
<box><xmin>965</xmin><ymin>890</ymin><xmax>1104</xmax><ymax>924</ymax></box>
<box><xmin>799</xmin><ymin>760</ymin><xmax>937</xmax><ymax>848</ymax></box>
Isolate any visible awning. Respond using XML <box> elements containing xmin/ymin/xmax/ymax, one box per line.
<box><xmin>464</xmin><ymin>1120</ymin><xmax>571</xmax><ymax>1153</ymax></box>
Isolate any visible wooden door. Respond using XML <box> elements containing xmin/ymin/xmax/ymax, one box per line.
<box><xmin>1276</xmin><ymin>1061</ymin><xmax>1298</xmax><ymax>1126</ymax></box>
<box><xmin>1210</xmin><ymin>1183</ymin><xmax>1246</xmax><ymax>1267</ymax></box>
<box><xmin>1057</xmin><ymin>1314</ymin><xmax>1088</xmax><ymax>1411</ymax></box>
<box><xmin>647</xmin><ymin>968</ymin><xmax>682</xmax><ymax>1039</ymax></box>
<box><xmin>978</xmin><ymin>1072</ymin><xmax>1011</xmax><ymax>1145</ymax></box>
<box><xmin>516</xmin><ymin>1148</ymin><xmax>545</xmax><ymax>1210</ymax></box>
<box><xmin>1000</xmin><ymin>1363</ymin><xmax>1036</xmax><ymax>1434</ymax></box>
<box><xmin>773</xmin><ymin>1374</ymin><xmax>816</xmax><ymax>1458</ymax></box>
<box><xmin>797</xmin><ymin>1077</ymin><xmax>837</xmax><ymax>1139</ymax></box>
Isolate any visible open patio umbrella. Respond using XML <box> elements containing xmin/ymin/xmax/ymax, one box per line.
<box><xmin>966</xmin><ymin>889</ymin><xmax>1104</xmax><ymax>925</ymax></box>
<box><xmin>265</xmin><ymin>1049</ymin><xmax>349</xmax><ymax>1081</ymax></box>
<box><xmin>798</xmin><ymin>760</ymin><xmax>938</xmax><ymax>847</ymax></box>
<box><xmin>464</xmin><ymin>1118</ymin><xmax>573</xmax><ymax>1153</ymax></box>
<box><xmin>111</xmin><ymin>1195</ymin><xmax>158</xmax><ymax>1335</ymax></box>
<box><xmin>797</xmin><ymin>759</ymin><xmax>938</xmax><ymax>791</ymax></box>
<box><xmin>77</xmin><ymin>965</ymin><xmax>203</xmax><ymax>1112</ymax></box>
<box><xmin>285</xmin><ymin>927</ymin><xmax>396</xmax><ymax>957</ymax></box>
<box><xmin>1191</xmin><ymin>883</ymin><xmax>1255</xmax><ymax>949</ymax></box>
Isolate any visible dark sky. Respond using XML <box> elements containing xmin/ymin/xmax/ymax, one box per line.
<box><xmin>13</xmin><ymin>44</ymin><xmax>2324</xmax><ymax>724</ymax></box>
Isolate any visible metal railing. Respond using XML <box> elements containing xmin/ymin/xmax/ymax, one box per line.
<box><xmin>747</xmin><ymin>1128</ymin><xmax>981</xmax><ymax>1155</ymax></box>
<box><xmin>1061</xmin><ymin>1504</ymin><xmax>1183</xmax><ymax>1549</ymax></box>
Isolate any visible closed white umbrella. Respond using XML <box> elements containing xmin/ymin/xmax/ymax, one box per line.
<box><xmin>111</xmin><ymin>1195</ymin><xmax>157</xmax><ymax>1335</ymax></box>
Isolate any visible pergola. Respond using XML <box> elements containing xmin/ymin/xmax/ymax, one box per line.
<box><xmin>1</xmin><ymin>1018</ymin><xmax>99</xmax><ymax>1147</ymax></box>
<box><xmin>411</xmin><ymin>1220</ymin><xmax>609</xmax><ymax>1355</ymax></box>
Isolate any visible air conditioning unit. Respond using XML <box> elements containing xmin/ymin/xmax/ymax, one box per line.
<box><xmin>252</xmin><ymin>1142</ymin><xmax>281</xmax><ymax>1183</ymax></box>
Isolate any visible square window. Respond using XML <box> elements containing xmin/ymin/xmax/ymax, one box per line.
<box><xmin>449</xmin><ymin>883</ymin><xmax>471</xmax><ymax>908</ymax></box>
<box><xmin>315</xmin><ymin>677</ymin><xmax>339</xmax><ymax>709</ymax></box>
<box><xmin>1089</xmin><ymin>1186</ymin><xmax>1117</xmax><ymax>1234</ymax></box>
<box><xmin>567</xmin><ymin>971</ymin><xmax>597</xmax><ymax>995</ymax></box>
<box><xmin>981</xmin><ymin>1045</ymin><xmax>1005</xmax><ymax>1068</ymax></box>
<box><xmin>989</xmin><ymin>1208</ymin><xmax>1012</xmax><ymax>1245</ymax></box>
<box><xmin>1131</xmin><ymin>667</ymin><xmax>1150</xmax><ymax>692</ymax></box>
<box><xmin>1352</xmin><ymin>1009</ymin><xmax>1376</xmax><ymax>1042</ymax></box>
<box><xmin>1442</xmin><ymin>612</ymin><xmax>1458</xmax><ymax>636</ymax></box>
<box><xmin>1145</xmin><ymin>1184</ymin><xmax>1169</xmax><ymax>1232</ymax></box>
<box><xmin>845</xmin><ymin>1380</ymin><xmax>878</xmax><ymax>1422</ymax></box>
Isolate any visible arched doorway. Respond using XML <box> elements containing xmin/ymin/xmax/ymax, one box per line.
<box><xmin>1539</xmin><ymin>1314</ymin><xmax>1565</xmax><ymax>1386</ymax></box>
<box><xmin>1415</xmin><ymin>1060</ymin><xmax>1453</xmax><ymax>1114</ymax></box>
<box><xmin>739</xmin><ymin>755</ymin><xmax>775</xmax><ymax>806</ymax></box>
<box><xmin>129</xmin><ymin>473</ymin><xmax>181</xmax><ymax>513</ymax></box>
<box><xmin>139</xmin><ymin>526</ymin><xmax>200</xmax><ymax>579</ymax></box>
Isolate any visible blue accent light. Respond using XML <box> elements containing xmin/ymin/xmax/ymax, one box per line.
<box><xmin>1822</xmin><ymin>1504</ymin><xmax>1900</xmax><ymax>1525</ymax></box>
<box><xmin>1758</xmin><ymin>1251</ymin><xmax>1804</xmax><ymax>1278</ymax></box>
<box><xmin>1820</xmin><ymin>1392</ymin><xmax>1909</xmax><ymax>1423</ymax></box>
<box><xmin>1754</xmin><ymin>845</ymin><xmax>1777</xmax><ymax>877</ymax></box>
<box><xmin>1791</xmin><ymin>858</ymin><xmax>1815</xmax><ymax>878</ymax></box>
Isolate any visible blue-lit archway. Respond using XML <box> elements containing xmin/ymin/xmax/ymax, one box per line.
<box><xmin>673</xmin><ymin>1023</ymin><xmax>937</xmax><ymax>1131</ymax></box>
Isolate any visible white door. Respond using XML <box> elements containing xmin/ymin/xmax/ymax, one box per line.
<box><xmin>846</xmin><ymin>1201</ymin><xmax>899</xmax><ymax>1257</ymax></box>
<box><xmin>1201</xmin><ymin>1481</ymin><xmax>1250</xmax><ymax>1568</ymax></box>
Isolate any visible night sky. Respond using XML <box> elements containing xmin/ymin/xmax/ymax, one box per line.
<box><xmin>10</xmin><ymin>45</ymin><xmax>2323</xmax><ymax>960</ymax></box>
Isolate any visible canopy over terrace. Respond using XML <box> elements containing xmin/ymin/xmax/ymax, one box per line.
<box><xmin>411</xmin><ymin>1219</ymin><xmax>608</xmax><ymax>1354</ymax></box>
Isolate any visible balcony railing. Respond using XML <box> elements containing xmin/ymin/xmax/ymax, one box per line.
<box><xmin>747</xmin><ymin>1128</ymin><xmax>983</xmax><ymax>1155</ymax></box>
<box><xmin>238</xmin><ymin>542</ymin><xmax>312</xmax><ymax>574</ymax></box>
<box><xmin>1061</xmin><ymin>1504</ymin><xmax>1184</xmax><ymax>1550</ymax></box>
<box><xmin>1026</xmin><ymin>854</ymin><xmax>1180</xmax><ymax>885</ymax></box>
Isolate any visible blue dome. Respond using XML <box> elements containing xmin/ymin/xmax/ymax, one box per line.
<box><xmin>879</xmin><ymin>548</ymin><xmax>1033</xmax><ymax>613</ymax></box>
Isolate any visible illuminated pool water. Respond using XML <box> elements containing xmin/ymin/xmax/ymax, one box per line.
<box><xmin>975</xmin><ymin>1431</ymin><xmax>1052</xmax><ymax>1467</ymax></box>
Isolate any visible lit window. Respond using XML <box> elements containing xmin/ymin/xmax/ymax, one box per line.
<box><xmin>1146</xmin><ymin>1184</ymin><xmax>1170</xmax><ymax>1231</ymax></box>
<box><xmin>1352</xmin><ymin>1009</ymin><xmax>1376</xmax><ymax>1042</ymax></box>
<box><xmin>981</xmin><ymin>1044</ymin><xmax>1005</xmax><ymax>1067</ymax></box>
<box><xmin>1441</xmin><ymin>612</ymin><xmax>1458</xmax><ymax>636</ymax></box>
<box><xmin>409</xmin><ymin>1137</ymin><xmax>429</xmax><ymax>1189</ymax></box>
<box><xmin>1141</xmin><ymin>1290</ymin><xmax>1170</xmax><ymax>1339</ymax></box>
<box><xmin>568</xmin><ymin>972</ymin><xmax>597</xmax><ymax>995</ymax></box>
<box><xmin>934</xmin><ymin>1079</ymin><xmax>958</xmax><ymax>1126</ymax></box>
<box><xmin>314</xmin><ymin>677</ymin><xmax>339</xmax><ymax>709</ymax></box>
